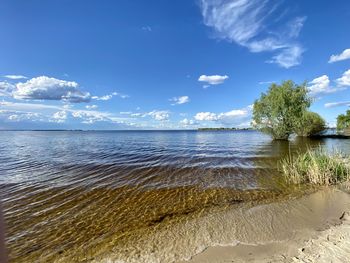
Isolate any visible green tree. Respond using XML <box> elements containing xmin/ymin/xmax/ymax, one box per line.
<box><xmin>294</xmin><ymin>111</ymin><xmax>326</xmax><ymax>137</ymax></box>
<box><xmin>337</xmin><ymin>110</ymin><xmax>350</xmax><ymax>130</ymax></box>
<box><xmin>252</xmin><ymin>80</ymin><xmax>311</xmax><ymax>140</ymax></box>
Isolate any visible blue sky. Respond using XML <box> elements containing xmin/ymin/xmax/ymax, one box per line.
<box><xmin>0</xmin><ymin>0</ymin><xmax>350</xmax><ymax>130</ymax></box>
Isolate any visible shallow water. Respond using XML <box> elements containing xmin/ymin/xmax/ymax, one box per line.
<box><xmin>0</xmin><ymin>130</ymin><xmax>349</xmax><ymax>262</ymax></box>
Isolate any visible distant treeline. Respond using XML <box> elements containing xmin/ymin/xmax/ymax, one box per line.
<box><xmin>198</xmin><ymin>127</ymin><xmax>253</xmax><ymax>131</ymax></box>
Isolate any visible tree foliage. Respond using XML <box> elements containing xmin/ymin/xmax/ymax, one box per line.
<box><xmin>252</xmin><ymin>80</ymin><xmax>311</xmax><ymax>140</ymax></box>
<box><xmin>295</xmin><ymin>111</ymin><xmax>326</xmax><ymax>137</ymax></box>
<box><xmin>337</xmin><ymin>110</ymin><xmax>350</xmax><ymax>130</ymax></box>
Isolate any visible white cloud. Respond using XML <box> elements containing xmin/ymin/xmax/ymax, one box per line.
<box><xmin>148</xmin><ymin>110</ymin><xmax>170</xmax><ymax>121</ymax></box>
<box><xmin>308</xmin><ymin>70</ymin><xmax>350</xmax><ymax>96</ymax></box>
<box><xmin>198</xmin><ymin>75</ymin><xmax>228</xmax><ymax>85</ymax></box>
<box><xmin>125</xmin><ymin>110</ymin><xmax>171</xmax><ymax>121</ymax></box>
<box><xmin>180</xmin><ymin>118</ymin><xmax>197</xmax><ymax>126</ymax></box>
<box><xmin>194</xmin><ymin>106</ymin><xmax>250</xmax><ymax>122</ymax></box>
<box><xmin>52</xmin><ymin>111</ymin><xmax>68</xmax><ymax>123</ymax></box>
<box><xmin>0</xmin><ymin>110</ymin><xmax>41</xmax><ymax>122</ymax></box>
<box><xmin>4</xmin><ymin>76</ymin><xmax>126</xmax><ymax>104</ymax></box>
<box><xmin>218</xmin><ymin>109</ymin><xmax>247</xmax><ymax>119</ymax></box>
<box><xmin>71</xmin><ymin>110</ymin><xmax>110</xmax><ymax>124</ymax></box>
<box><xmin>91</xmin><ymin>95</ymin><xmax>112</xmax><ymax>101</ymax></box>
<box><xmin>169</xmin><ymin>95</ymin><xmax>190</xmax><ymax>105</ymax></box>
<box><xmin>85</xmin><ymin>104</ymin><xmax>98</xmax><ymax>109</ymax></box>
<box><xmin>3</xmin><ymin>75</ymin><xmax>27</xmax><ymax>80</ymax></box>
<box><xmin>308</xmin><ymin>75</ymin><xmax>332</xmax><ymax>95</ymax></box>
<box><xmin>0</xmin><ymin>81</ymin><xmax>16</xmax><ymax>96</ymax></box>
<box><xmin>267</xmin><ymin>45</ymin><xmax>304</xmax><ymax>69</ymax></box>
<box><xmin>9</xmin><ymin>113</ymin><xmax>40</xmax><ymax>121</ymax></box>
<box><xmin>324</xmin><ymin>101</ymin><xmax>350</xmax><ymax>108</ymax></box>
<box><xmin>199</xmin><ymin>0</ymin><xmax>306</xmax><ymax>68</ymax></box>
<box><xmin>336</xmin><ymin>69</ymin><xmax>350</xmax><ymax>87</ymax></box>
<box><xmin>130</xmin><ymin>113</ymin><xmax>143</xmax><ymax>117</ymax></box>
<box><xmin>0</xmin><ymin>100</ymin><xmax>129</xmax><ymax>125</ymax></box>
<box><xmin>329</xmin><ymin>49</ymin><xmax>350</xmax><ymax>63</ymax></box>
<box><xmin>92</xmin><ymin>91</ymin><xmax>129</xmax><ymax>101</ymax></box>
<box><xmin>13</xmin><ymin>76</ymin><xmax>91</xmax><ymax>103</ymax></box>
<box><xmin>194</xmin><ymin>112</ymin><xmax>218</xmax><ymax>121</ymax></box>
<box><xmin>63</xmin><ymin>104</ymin><xmax>73</xmax><ymax>109</ymax></box>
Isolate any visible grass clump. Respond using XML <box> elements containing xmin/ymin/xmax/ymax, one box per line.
<box><xmin>280</xmin><ymin>148</ymin><xmax>350</xmax><ymax>185</ymax></box>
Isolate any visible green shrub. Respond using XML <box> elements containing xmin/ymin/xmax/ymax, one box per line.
<box><xmin>337</xmin><ymin>110</ymin><xmax>350</xmax><ymax>131</ymax></box>
<box><xmin>280</xmin><ymin>148</ymin><xmax>350</xmax><ymax>185</ymax></box>
<box><xmin>294</xmin><ymin>111</ymin><xmax>326</xmax><ymax>137</ymax></box>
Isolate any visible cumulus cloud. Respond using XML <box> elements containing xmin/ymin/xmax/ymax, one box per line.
<box><xmin>13</xmin><ymin>76</ymin><xmax>91</xmax><ymax>103</ymax></box>
<box><xmin>169</xmin><ymin>95</ymin><xmax>190</xmax><ymax>105</ymax></box>
<box><xmin>324</xmin><ymin>101</ymin><xmax>350</xmax><ymax>108</ymax></box>
<box><xmin>0</xmin><ymin>100</ymin><xmax>129</xmax><ymax>125</ymax></box>
<box><xmin>0</xmin><ymin>81</ymin><xmax>15</xmax><ymax>96</ymax></box>
<box><xmin>71</xmin><ymin>110</ymin><xmax>110</xmax><ymax>124</ymax></box>
<box><xmin>86</xmin><ymin>104</ymin><xmax>98</xmax><ymax>109</ymax></box>
<box><xmin>1</xmin><ymin>76</ymin><xmax>130</xmax><ymax>104</ymax></box>
<box><xmin>148</xmin><ymin>110</ymin><xmax>170</xmax><ymax>121</ymax></box>
<box><xmin>0</xmin><ymin>110</ymin><xmax>42</xmax><ymax>122</ymax></box>
<box><xmin>308</xmin><ymin>75</ymin><xmax>332</xmax><ymax>95</ymax></box>
<box><xmin>3</xmin><ymin>75</ymin><xmax>27</xmax><ymax>80</ymax></box>
<box><xmin>194</xmin><ymin>112</ymin><xmax>218</xmax><ymax>121</ymax></box>
<box><xmin>52</xmin><ymin>111</ymin><xmax>68</xmax><ymax>123</ymax></box>
<box><xmin>198</xmin><ymin>75</ymin><xmax>228</xmax><ymax>85</ymax></box>
<box><xmin>336</xmin><ymin>69</ymin><xmax>350</xmax><ymax>87</ymax></box>
<box><xmin>329</xmin><ymin>49</ymin><xmax>350</xmax><ymax>63</ymax></box>
<box><xmin>194</xmin><ymin>106</ymin><xmax>251</xmax><ymax>124</ymax></box>
<box><xmin>218</xmin><ymin>109</ymin><xmax>248</xmax><ymax>120</ymax></box>
<box><xmin>179</xmin><ymin>118</ymin><xmax>197</xmax><ymax>126</ymax></box>
<box><xmin>199</xmin><ymin>0</ymin><xmax>306</xmax><ymax>68</ymax></box>
<box><xmin>307</xmin><ymin>70</ymin><xmax>350</xmax><ymax>96</ymax></box>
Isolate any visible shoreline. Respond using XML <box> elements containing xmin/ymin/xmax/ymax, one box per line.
<box><xmin>184</xmin><ymin>212</ymin><xmax>350</xmax><ymax>263</ymax></box>
<box><xmin>93</xmin><ymin>186</ymin><xmax>350</xmax><ymax>263</ymax></box>
<box><xmin>182</xmin><ymin>186</ymin><xmax>350</xmax><ymax>263</ymax></box>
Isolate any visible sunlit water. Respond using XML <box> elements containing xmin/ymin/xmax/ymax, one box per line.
<box><xmin>0</xmin><ymin>130</ymin><xmax>349</xmax><ymax>262</ymax></box>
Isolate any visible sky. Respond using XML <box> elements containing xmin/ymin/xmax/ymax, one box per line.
<box><xmin>0</xmin><ymin>0</ymin><xmax>350</xmax><ymax>130</ymax></box>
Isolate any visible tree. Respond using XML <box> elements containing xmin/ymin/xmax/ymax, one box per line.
<box><xmin>294</xmin><ymin>111</ymin><xmax>326</xmax><ymax>137</ymax></box>
<box><xmin>252</xmin><ymin>80</ymin><xmax>311</xmax><ymax>140</ymax></box>
<box><xmin>337</xmin><ymin>110</ymin><xmax>350</xmax><ymax>130</ymax></box>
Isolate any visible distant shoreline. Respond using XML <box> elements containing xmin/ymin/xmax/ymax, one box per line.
<box><xmin>0</xmin><ymin>129</ymin><xmax>253</xmax><ymax>132</ymax></box>
<box><xmin>197</xmin><ymin>127</ymin><xmax>254</xmax><ymax>131</ymax></box>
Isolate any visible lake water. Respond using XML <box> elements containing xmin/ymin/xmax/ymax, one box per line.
<box><xmin>0</xmin><ymin>130</ymin><xmax>349</xmax><ymax>262</ymax></box>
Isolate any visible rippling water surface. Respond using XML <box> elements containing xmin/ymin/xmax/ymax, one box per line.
<box><xmin>0</xmin><ymin>130</ymin><xmax>349</xmax><ymax>262</ymax></box>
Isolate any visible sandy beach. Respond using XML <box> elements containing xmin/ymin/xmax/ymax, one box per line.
<box><xmin>183</xmin><ymin>186</ymin><xmax>350</xmax><ymax>263</ymax></box>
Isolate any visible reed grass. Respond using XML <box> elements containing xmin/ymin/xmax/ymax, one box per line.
<box><xmin>280</xmin><ymin>148</ymin><xmax>350</xmax><ymax>185</ymax></box>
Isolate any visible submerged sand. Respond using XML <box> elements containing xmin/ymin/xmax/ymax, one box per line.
<box><xmin>88</xmin><ymin>186</ymin><xmax>350</xmax><ymax>262</ymax></box>
<box><xmin>182</xmin><ymin>187</ymin><xmax>350</xmax><ymax>263</ymax></box>
<box><xmin>6</xmin><ymin>184</ymin><xmax>350</xmax><ymax>262</ymax></box>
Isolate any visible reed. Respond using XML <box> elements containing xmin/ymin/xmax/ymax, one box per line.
<box><xmin>280</xmin><ymin>148</ymin><xmax>350</xmax><ymax>185</ymax></box>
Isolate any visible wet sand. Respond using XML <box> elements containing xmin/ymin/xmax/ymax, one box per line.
<box><xmin>181</xmin><ymin>187</ymin><xmax>350</xmax><ymax>263</ymax></box>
